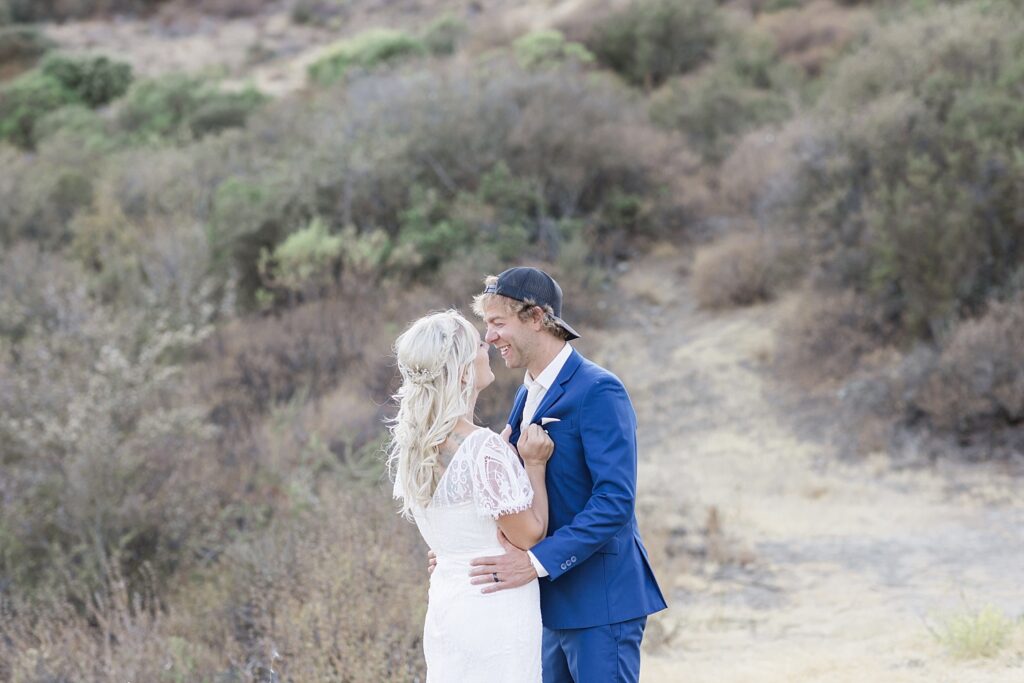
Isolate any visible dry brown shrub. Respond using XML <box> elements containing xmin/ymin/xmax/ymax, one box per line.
<box><xmin>691</xmin><ymin>230</ymin><xmax>802</xmax><ymax>310</ymax></box>
<box><xmin>1</xmin><ymin>486</ymin><xmax>426</xmax><ymax>682</ymax></box>
<box><xmin>775</xmin><ymin>289</ymin><xmax>893</xmax><ymax>386</ymax></box>
<box><xmin>758</xmin><ymin>0</ymin><xmax>871</xmax><ymax>76</ymax></box>
<box><xmin>912</xmin><ymin>296</ymin><xmax>1024</xmax><ymax>435</ymax></box>
<box><xmin>718</xmin><ymin>117</ymin><xmax>817</xmax><ymax>218</ymax></box>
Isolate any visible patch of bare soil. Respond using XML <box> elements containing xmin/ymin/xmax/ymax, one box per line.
<box><xmin>583</xmin><ymin>243</ymin><xmax>1024</xmax><ymax>682</ymax></box>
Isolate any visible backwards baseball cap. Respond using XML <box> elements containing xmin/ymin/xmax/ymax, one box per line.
<box><xmin>483</xmin><ymin>267</ymin><xmax>580</xmax><ymax>340</ymax></box>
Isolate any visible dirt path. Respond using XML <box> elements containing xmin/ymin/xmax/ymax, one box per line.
<box><xmin>585</xmin><ymin>244</ymin><xmax>1024</xmax><ymax>682</ymax></box>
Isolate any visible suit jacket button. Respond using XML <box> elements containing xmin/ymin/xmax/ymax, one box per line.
<box><xmin>560</xmin><ymin>563</ymin><xmax>567</xmax><ymax>570</ymax></box>
<box><xmin>570</xmin><ymin>556</ymin><xmax>576</xmax><ymax>562</ymax></box>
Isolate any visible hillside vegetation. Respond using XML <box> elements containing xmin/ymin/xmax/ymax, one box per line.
<box><xmin>1</xmin><ymin>0</ymin><xmax>1021</xmax><ymax>679</ymax></box>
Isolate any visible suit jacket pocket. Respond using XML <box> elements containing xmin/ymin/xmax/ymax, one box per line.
<box><xmin>537</xmin><ymin>415</ymin><xmax>576</xmax><ymax>432</ymax></box>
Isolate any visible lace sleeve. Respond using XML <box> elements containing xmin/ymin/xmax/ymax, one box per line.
<box><xmin>470</xmin><ymin>432</ymin><xmax>534</xmax><ymax>519</ymax></box>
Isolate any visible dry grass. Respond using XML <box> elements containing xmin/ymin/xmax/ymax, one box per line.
<box><xmin>1</xmin><ymin>485</ymin><xmax>427</xmax><ymax>682</ymax></box>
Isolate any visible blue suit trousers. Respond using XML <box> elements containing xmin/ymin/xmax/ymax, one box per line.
<box><xmin>542</xmin><ymin>616</ymin><xmax>647</xmax><ymax>683</ymax></box>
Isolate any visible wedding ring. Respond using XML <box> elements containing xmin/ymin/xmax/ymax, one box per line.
<box><xmin>492</xmin><ymin>572</ymin><xmax>500</xmax><ymax>583</ymax></box>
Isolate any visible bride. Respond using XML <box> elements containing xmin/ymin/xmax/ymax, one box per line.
<box><xmin>387</xmin><ymin>310</ymin><xmax>553</xmax><ymax>682</ymax></box>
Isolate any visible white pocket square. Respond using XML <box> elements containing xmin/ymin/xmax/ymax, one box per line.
<box><xmin>540</xmin><ymin>417</ymin><xmax>560</xmax><ymax>425</ymax></box>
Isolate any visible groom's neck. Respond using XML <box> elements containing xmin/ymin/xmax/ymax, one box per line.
<box><xmin>526</xmin><ymin>337</ymin><xmax>566</xmax><ymax>380</ymax></box>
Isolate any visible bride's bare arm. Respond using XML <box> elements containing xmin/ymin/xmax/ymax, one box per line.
<box><xmin>496</xmin><ymin>424</ymin><xmax>552</xmax><ymax>549</ymax></box>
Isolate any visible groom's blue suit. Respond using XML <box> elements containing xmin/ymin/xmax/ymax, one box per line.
<box><xmin>508</xmin><ymin>348</ymin><xmax>667</xmax><ymax>682</ymax></box>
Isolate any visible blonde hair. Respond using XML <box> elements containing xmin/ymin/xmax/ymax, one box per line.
<box><xmin>471</xmin><ymin>275</ymin><xmax>572</xmax><ymax>341</ymax></box>
<box><xmin>386</xmin><ymin>310</ymin><xmax>479</xmax><ymax>518</ymax></box>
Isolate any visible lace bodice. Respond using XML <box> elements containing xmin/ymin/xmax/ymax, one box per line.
<box><xmin>431</xmin><ymin>428</ymin><xmax>534</xmax><ymax>517</ymax></box>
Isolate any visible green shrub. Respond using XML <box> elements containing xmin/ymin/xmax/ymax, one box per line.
<box><xmin>650</xmin><ymin>28</ymin><xmax>797</xmax><ymax>162</ymax></box>
<box><xmin>422</xmin><ymin>13</ymin><xmax>465</xmax><ymax>56</ymax></box>
<box><xmin>0</xmin><ymin>70</ymin><xmax>75</xmax><ymax>147</ymax></box>
<box><xmin>40</xmin><ymin>53</ymin><xmax>133</xmax><ymax>107</ymax></box>
<box><xmin>258</xmin><ymin>216</ymin><xmax>343</xmax><ymax>296</ymax></box>
<box><xmin>307</xmin><ymin>29</ymin><xmax>427</xmax><ymax>86</ymax></box>
<box><xmin>116</xmin><ymin>74</ymin><xmax>266</xmax><ymax>143</ymax></box>
<box><xmin>187</xmin><ymin>87</ymin><xmax>266</xmax><ymax>137</ymax></box>
<box><xmin>514</xmin><ymin>29</ymin><xmax>594</xmax><ymax>69</ymax></box>
<box><xmin>652</xmin><ymin>69</ymin><xmax>791</xmax><ymax>162</ymax></box>
<box><xmin>787</xmin><ymin>1</ymin><xmax>1024</xmax><ymax>339</ymax></box>
<box><xmin>208</xmin><ymin>173</ymin><xmax>311</xmax><ymax>303</ymax></box>
<box><xmin>586</xmin><ymin>0</ymin><xmax>720</xmax><ymax>88</ymax></box>
<box><xmin>32</xmin><ymin>102</ymin><xmax>107</xmax><ymax>144</ymax></box>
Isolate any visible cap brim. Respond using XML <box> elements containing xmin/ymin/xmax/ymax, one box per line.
<box><xmin>553</xmin><ymin>316</ymin><xmax>580</xmax><ymax>341</ymax></box>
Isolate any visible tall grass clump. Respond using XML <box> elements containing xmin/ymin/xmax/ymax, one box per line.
<box><xmin>931</xmin><ymin>605</ymin><xmax>1020</xmax><ymax>660</ymax></box>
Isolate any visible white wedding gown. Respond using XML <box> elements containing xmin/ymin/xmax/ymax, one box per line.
<box><xmin>399</xmin><ymin>427</ymin><xmax>543</xmax><ymax>683</ymax></box>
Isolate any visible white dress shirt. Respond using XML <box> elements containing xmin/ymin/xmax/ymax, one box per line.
<box><xmin>520</xmin><ymin>342</ymin><xmax>572</xmax><ymax>578</ymax></box>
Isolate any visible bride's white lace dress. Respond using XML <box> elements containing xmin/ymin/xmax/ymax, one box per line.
<box><xmin>399</xmin><ymin>427</ymin><xmax>542</xmax><ymax>683</ymax></box>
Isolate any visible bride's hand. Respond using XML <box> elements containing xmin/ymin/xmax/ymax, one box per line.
<box><xmin>517</xmin><ymin>424</ymin><xmax>553</xmax><ymax>467</ymax></box>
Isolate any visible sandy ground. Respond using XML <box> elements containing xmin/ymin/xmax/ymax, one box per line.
<box><xmin>581</xmin><ymin>244</ymin><xmax>1024</xmax><ymax>682</ymax></box>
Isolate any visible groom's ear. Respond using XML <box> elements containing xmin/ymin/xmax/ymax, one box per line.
<box><xmin>526</xmin><ymin>305</ymin><xmax>544</xmax><ymax>329</ymax></box>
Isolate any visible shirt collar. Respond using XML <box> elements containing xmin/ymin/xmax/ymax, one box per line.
<box><xmin>525</xmin><ymin>342</ymin><xmax>572</xmax><ymax>391</ymax></box>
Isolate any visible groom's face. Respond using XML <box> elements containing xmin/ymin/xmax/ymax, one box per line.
<box><xmin>482</xmin><ymin>298</ymin><xmax>538</xmax><ymax>370</ymax></box>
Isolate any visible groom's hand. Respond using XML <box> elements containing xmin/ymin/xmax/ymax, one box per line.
<box><xmin>468</xmin><ymin>531</ymin><xmax>537</xmax><ymax>594</ymax></box>
<box><xmin>427</xmin><ymin>550</ymin><xmax>437</xmax><ymax>575</ymax></box>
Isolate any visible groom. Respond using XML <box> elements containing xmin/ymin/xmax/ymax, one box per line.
<box><xmin>467</xmin><ymin>267</ymin><xmax>667</xmax><ymax>683</ymax></box>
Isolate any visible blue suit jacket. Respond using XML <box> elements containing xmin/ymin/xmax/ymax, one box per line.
<box><xmin>509</xmin><ymin>348</ymin><xmax>667</xmax><ymax>630</ymax></box>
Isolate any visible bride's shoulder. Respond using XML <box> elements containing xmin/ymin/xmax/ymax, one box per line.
<box><xmin>473</xmin><ymin>428</ymin><xmax>516</xmax><ymax>458</ymax></box>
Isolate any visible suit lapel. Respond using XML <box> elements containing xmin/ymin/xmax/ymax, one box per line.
<box><xmin>508</xmin><ymin>385</ymin><xmax>528</xmax><ymax>441</ymax></box>
<box><xmin>530</xmin><ymin>349</ymin><xmax>583</xmax><ymax>423</ymax></box>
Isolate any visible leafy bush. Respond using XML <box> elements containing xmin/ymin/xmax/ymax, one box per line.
<box><xmin>307</xmin><ymin>29</ymin><xmax>427</xmax><ymax>86</ymax></box>
<box><xmin>585</xmin><ymin>0</ymin><xmax>720</xmax><ymax>88</ymax></box>
<box><xmin>514</xmin><ymin>29</ymin><xmax>594</xmax><ymax>69</ymax></box>
<box><xmin>651</xmin><ymin>30</ymin><xmax>796</xmax><ymax>162</ymax></box>
<box><xmin>32</xmin><ymin>102</ymin><xmax>107</xmax><ymax>145</ymax></box>
<box><xmin>784</xmin><ymin>1</ymin><xmax>1024</xmax><ymax>340</ymax></box>
<box><xmin>0</xmin><ymin>70</ymin><xmax>76</xmax><ymax>148</ymax></box>
<box><xmin>40</xmin><ymin>53</ymin><xmax>133</xmax><ymax>107</ymax></box>
<box><xmin>422</xmin><ymin>13</ymin><xmax>466</xmax><ymax>56</ymax></box>
<box><xmin>257</xmin><ymin>216</ymin><xmax>343</xmax><ymax>300</ymax></box>
<box><xmin>115</xmin><ymin>75</ymin><xmax>266</xmax><ymax>143</ymax></box>
<box><xmin>0</xmin><ymin>54</ymin><xmax>131</xmax><ymax>148</ymax></box>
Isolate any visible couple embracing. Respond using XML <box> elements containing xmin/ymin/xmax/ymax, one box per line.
<box><xmin>387</xmin><ymin>267</ymin><xmax>667</xmax><ymax>682</ymax></box>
